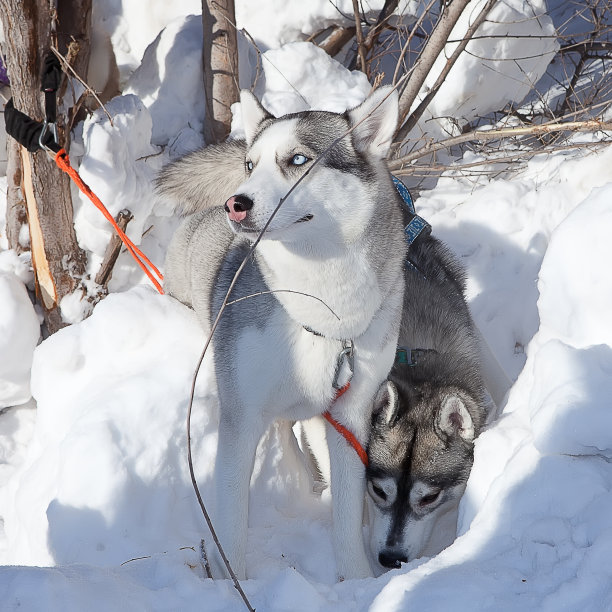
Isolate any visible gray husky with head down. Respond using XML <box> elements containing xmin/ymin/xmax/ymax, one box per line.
<box><xmin>365</xmin><ymin>220</ymin><xmax>488</xmax><ymax>574</ymax></box>
<box><xmin>158</xmin><ymin>87</ymin><xmax>407</xmax><ymax>580</ymax></box>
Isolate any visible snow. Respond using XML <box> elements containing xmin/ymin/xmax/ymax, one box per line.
<box><xmin>2</xmin><ymin>1</ymin><xmax>612</xmax><ymax>610</ymax></box>
<box><xmin>0</xmin><ymin>254</ymin><xmax>39</xmax><ymax>409</ymax></box>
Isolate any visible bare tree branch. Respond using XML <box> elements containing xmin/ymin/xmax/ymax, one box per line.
<box><xmin>396</xmin><ymin>0</ymin><xmax>472</xmax><ymax>133</ymax></box>
<box><xmin>389</xmin><ymin>118</ymin><xmax>612</xmax><ymax>169</ymax></box>
<box><xmin>318</xmin><ymin>25</ymin><xmax>356</xmax><ymax>57</ymax></box>
<box><xmin>351</xmin><ymin>0</ymin><xmax>368</xmax><ymax>74</ymax></box>
<box><xmin>395</xmin><ymin>0</ymin><xmax>497</xmax><ymax>143</ymax></box>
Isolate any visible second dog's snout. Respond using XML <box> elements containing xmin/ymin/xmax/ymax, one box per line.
<box><xmin>225</xmin><ymin>194</ymin><xmax>254</xmax><ymax>223</ymax></box>
<box><xmin>378</xmin><ymin>550</ymin><xmax>408</xmax><ymax>569</ymax></box>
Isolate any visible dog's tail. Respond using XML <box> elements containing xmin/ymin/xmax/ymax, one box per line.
<box><xmin>156</xmin><ymin>139</ymin><xmax>247</xmax><ymax>215</ymax></box>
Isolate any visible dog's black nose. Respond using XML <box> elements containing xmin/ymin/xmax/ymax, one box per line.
<box><xmin>379</xmin><ymin>550</ymin><xmax>408</xmax><ymax>569</ymax></box>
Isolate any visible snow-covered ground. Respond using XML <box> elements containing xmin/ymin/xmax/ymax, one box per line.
<box><xmin>2</xmin><ymin>1</ymin><xmax>612</xmax><ymax>609</ymax></box>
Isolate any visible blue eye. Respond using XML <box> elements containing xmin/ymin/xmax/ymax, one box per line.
<box><xmin>246</xmin><ymin>160</ymin><xmax>253</xmax><ymax>172</ymax></box>
<box><xmin>291</xmin><ymin>154</ymin><xmax>309</xmax><ymax>166</ymax></box>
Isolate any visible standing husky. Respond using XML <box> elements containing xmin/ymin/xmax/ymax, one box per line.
<box><xmin>158</xmin><ymin>87</ymin><xmax>407</xmax><ymax>580</ymax></box>
<box><xmin>366</xmin><ymin>214</ymin><xmax>488</xmax><ymax>573</ymax></box>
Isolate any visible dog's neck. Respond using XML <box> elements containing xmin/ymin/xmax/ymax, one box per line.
<box><xmin>255</xmin><ymin>235</ymin><xmax>401</xmax><ymax>340</ymax></box>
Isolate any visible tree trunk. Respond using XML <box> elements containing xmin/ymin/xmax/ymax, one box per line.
<box><xmin>202</xmin><ymin>0</ymin><xmax>239</xmax><ymax>144</ymax></box>
<box><xmin>0</xmin><ymin>0</ymin><xmax>89</xmax><ymax>333</ymax></box>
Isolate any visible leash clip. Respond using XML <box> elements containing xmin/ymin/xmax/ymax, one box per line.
<box><xmin>38</xmin><ymin>119</ymin><xmax>58</xmax><ymax>156</ymax></box>
<box><xmin>333</xmin><ymin>340</ymin><xmax>354</xmax><ymax>390</ymax></box>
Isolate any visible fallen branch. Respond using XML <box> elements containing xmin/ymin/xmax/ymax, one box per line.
<box><xmin>318</xmin><ymin>25</ymin><xmax>356</xmax><ymax>57</ymax></box>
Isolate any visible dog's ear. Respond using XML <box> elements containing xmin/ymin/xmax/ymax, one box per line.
<box><xmin>436</xmin><ymin>394</ymin><xmax>475</xmax><ymax>442</ymax></box>
<box><xmin>240</xmin><ymin>90</ymin><xmax>272</xmax><ymax>145</ymax></box>
<box><xmin>348</xmin><ymin>85</ymin><xmax>398</xmax><ymax>159</ymax></box>
<box><xmin>372</xmin><ymin>380</ymin><xmax>400</xmax><ymax>428</ymax></box>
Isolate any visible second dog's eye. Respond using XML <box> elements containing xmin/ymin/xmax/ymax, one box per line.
<box><xmin>291</xmin><ymin>154</ymin><xmax>309</xmax><ymax>166</ymax></box>
<box><xmin>419</xmin><ymin>490</ymin><xmax>441</xmax><ymax>507</ymax></box>
<box><xmin>245</xmin><ymin>160</ymin><xmax>253</xmax><ymax>172</ymax></box>
<box><xmin>371</xmin><ymin>483</ymin><xmax>387</xmax><ymax>502</ymax></box>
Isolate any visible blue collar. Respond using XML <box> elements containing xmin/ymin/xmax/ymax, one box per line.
<box><xmin>391</xmin><ymin>175</ymin><xmax>431</xmax><ymax>248</ymax></box>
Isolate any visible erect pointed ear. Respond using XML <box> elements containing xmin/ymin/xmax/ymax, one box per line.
<box><xmin>240</xmin><ymin>90</ymin><xmax>273</xmax><ymax>145</ymax></box>
<box><xmin>436</xmin><ymin>394</ymin><xmax>475</xmax><ymax>442</ymax></box>
<box><xmin>348</xmin><ymin>85</ymin><xmax>398</xmax><ymax>158</ymax></box>
<box><xmin>372</xmin><ymin>380</ymin><xmax>400</xmax><ymax>428</ymax></box>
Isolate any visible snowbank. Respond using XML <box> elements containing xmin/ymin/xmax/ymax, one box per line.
<box><xmin>247</xmin><ymin>41</ymin><xmax>371</xmax><ymax>117</ymax></box>
<box><xmin>125</xmin><ymin>14</ymin><xmax>206</xmax><ymax>157</ymax></box>
<box><xmin>0</xmin><ymin>252</ymin><xmax>39</xmax><ymax>408</ymax></box>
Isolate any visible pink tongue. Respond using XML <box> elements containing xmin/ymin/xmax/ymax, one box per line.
<box><xmin>228</xmin><ymin>209</ymin><xmax>247</xmax><ymax>223</ymax></box>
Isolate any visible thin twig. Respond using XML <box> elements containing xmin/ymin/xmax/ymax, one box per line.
<box><xmin>352</xmin><ymin>0</ymin><xmax>369</xmax><ymax>74</ymax></box>
<box><xmin>221</xmin><ymin>15</ymin><xmax>309</xmax><ymax>106</ymax></box>
<box><xmin>120</xmin><ymin>555</ymin><xmax>152</xmax><ymax>566</ymax></box>
<box><xmin>392</xmin><ymin>0</ymin><xmax>438</xmax><ymax>86</ymax></box>
<box><xmin>389</xmin><ymin>117</ymin><xmax>612</xmax><ymax>169</ymax></box>
<box><xmin>239</xmin><ymin>28</ymin><xmax>263</xmax><ymax>92</ymax></box>
<box><xmin>391</xmin><ymin>140</ymin><xmax>609</xmax><ymax>176</ymax></box>
<box><xmin>200</xmin><ymin>538</ymin><xmax>212</xmax><ymax>579</ymax></box>
<box><xmin>226</xmin><ymin>290</ymin><xmax>341</xmax><ymax>319</ymax></box>
<box><xmin>50</xmin><ymin>44</ymin><xmax>113</xmax><ymax>126</ymax></box>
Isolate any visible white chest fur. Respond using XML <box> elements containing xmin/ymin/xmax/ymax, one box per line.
<box><xmin>256</xmin><ymin>240</ymin><xmax>384</xmax><ymax>340</ymax></box>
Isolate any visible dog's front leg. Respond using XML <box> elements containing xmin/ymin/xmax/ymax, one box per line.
<box><xmin>325</xmin><ymin>405</ymin><xmax>372</xmax><ymax>580</ymax></box>
<box><xmin>211</xmin><ymin>409</ymin><xmax>263</xmax><ymax>580</ymax></box>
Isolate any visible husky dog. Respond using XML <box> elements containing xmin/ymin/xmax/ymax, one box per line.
<box><xmin>366</xmin><ymin>218</ymin><xmax>488</xmax><ymax>573</ymax></box>
<box><xmin>158</xmin><ymin>87</ymin><xmax>407</xmax><ymax>580</ymax></box>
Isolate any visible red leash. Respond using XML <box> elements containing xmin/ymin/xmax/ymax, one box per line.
<box><xmin>323</xmin><ymin>382</ymin><xmax>369</xmax><ymax>466</ymax></box>
<box><xmin>55</xmin><ymin>149</ymin><xmax>164</xmax><ymax>294</ymax></box>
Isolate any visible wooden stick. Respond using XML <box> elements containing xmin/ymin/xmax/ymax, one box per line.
<box><xmin>94</xmin><ymin>209</ymin><xmax>133</xmax><ymax>288</ymax></box>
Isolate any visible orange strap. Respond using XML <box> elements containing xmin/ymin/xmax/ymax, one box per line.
<box><xmin>54</xmin><ymin>148</ymin><xmax>164</xmax><ymax>294</ymax></box>
<box><xmin>323</xmin><ymin>382</ymin><xmax>369</xmax><ymax>466</ymax></box>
